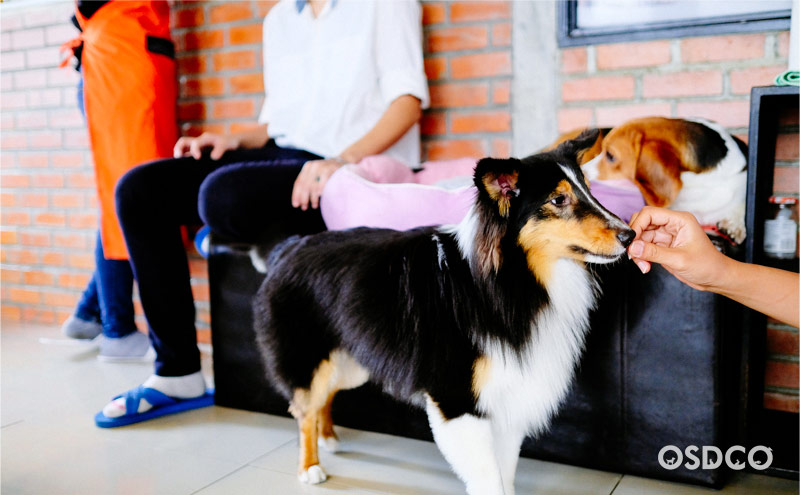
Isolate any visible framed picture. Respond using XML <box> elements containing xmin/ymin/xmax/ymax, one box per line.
<box><xmin>558</xmin><ymin>0</ymin><xmax>792</xmax><ymax>47</ymax></box>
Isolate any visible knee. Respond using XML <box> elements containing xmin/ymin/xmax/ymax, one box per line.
<box><xmin>198</xmin><ymin>167</ymin><xmax>240</xmax><ymax>239</ymax></box>
<box><xmin>114</xmin><ymin>161</ymin><xmax>165</xmax><ymax>225</ymax></box>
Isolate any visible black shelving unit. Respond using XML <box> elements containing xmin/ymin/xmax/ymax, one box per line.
<box><xmin>742</xmin><ymin>85</ymin><xmax>799</xmax><ymax>479</ymax></box>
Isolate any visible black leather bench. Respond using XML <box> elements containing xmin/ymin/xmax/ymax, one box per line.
<box><xmin>208</xmin><ymin>238</ymin><xmax>743</xmax><ymax>487</ymax></box>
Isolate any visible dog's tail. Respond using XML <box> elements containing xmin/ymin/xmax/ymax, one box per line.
<box><xmin>249</xmin><ymin>235</ymin><xmax>302</xmax><ymax>274</ymax></box>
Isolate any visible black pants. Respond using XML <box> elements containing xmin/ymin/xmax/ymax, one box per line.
<box><xmin>115</xmin><ymin>142</ymin><xmax>324</xmax><ymax>376</ymax></box>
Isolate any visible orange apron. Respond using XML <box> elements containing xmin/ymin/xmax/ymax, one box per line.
<box><xmin>75</xmin><ymin>1</ymin><xmax>177</xmax><ymax>260</ymax></box>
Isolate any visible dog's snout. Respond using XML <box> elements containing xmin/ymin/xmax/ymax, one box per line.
<box><xmin>616</xmin><ymin>229</ymin><xmax>635</xmax><ymax>248</ymax></box>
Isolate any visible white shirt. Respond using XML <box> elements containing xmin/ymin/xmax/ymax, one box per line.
<box><xmin>259</xmin><ymin>0</ymin><xmax>430</xmax><ymax>168</ymax></box>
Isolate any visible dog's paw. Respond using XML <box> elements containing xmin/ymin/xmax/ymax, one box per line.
<box><xmin>718</xmin><ymin>217</ymin><xmax>746</xmax><ymax>244</ymax></box>
<box><xmin>298</xmin><ymin>464</ymin><xmax>327</xmax><ymax>485</ymax></box>
<box><xmin>318</xmin><ymin>435</ymin><xmax>340</xmax><ymax>453</ymax></box>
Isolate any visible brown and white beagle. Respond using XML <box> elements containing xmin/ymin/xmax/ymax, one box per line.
<box><xmin>578</xmin><ymin>117</ymin><xmax>748</xmax><ymax>243</ymax></box>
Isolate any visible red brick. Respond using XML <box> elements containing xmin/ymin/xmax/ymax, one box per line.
<box><xmin>229</xmin><ymin>73</ymin><xmax>264</xmax><ymax>95</ymax></box>
<box><xmin>427</xmin><ymin>26</ymin><xmax>488</xmax><ymax>53</ymax></box>
<box><xmin>596</xmin><ymin>41</ymin><xmax>671</xmax><ymax>70</ymax></box>
<box><xmin>212</xmin><ymin>99</ymin><xmax>255</xmax><ymax>119</ymax></box>
<box><xmin>53</xmin><ymin>233</ymin><xmax>89</xmax><ymax>249</ymax></box>
<box><xmin>174</xmin><ymin>7</ymin><xmax>205</xmax><ymax>29</ymax></box>
<box><xmin>51</xmin><ymin>152</ymin><xmax>85</xmax><ymax>168</ymax></box>
<box><xmin>429</xmin><ymin>83</ymin><xmax>489</xmax><ymax>108</ymax></box>
<box><xmin>1</xmin><ymin>305</ymin><xmax>22</xmax><ymax>321</ymax></box>
<box><xmin>228</xmin><ymin>122</ymin><xmax>264</xmax><ymax>134</ymax></box>
<box><xmin>764</xmin><ymin>392</ymin><xmax>799</xmax><ymax>413</ymax></box>
<box><xmin>1</xmin><ymin>132</ymin><xmax>27</xmax><ymax>149</ymax></box>
<box><xmin>0</xmin><ymin>193</ymin><xmax>15</xmax><ymax>207</ymax></box>
<box><xmin>491</xmin><ymin>138</ymin><xmax>511</xmax><ymax>158</ymax></box>
<box><xmin>681</xmin><ymin>34</ymin><xmax>765</xmax><ymax>63</ymax></box>
<box><xmin>31</xmin><ymin>173</ymin><xmax>65</xmax><ymax>188</ymax></box>
<box><xmin>182</xmin><ymin>76</ymin><xmax>226</xmax><ymax>98</ymax></box>
<box><xmin>178</xmin><ymin>55</ymin><xmax>207</xmax><ymax>75</ymax></box>
<box><xmin>562</xmin><ymin>76</ymin><xmax>635</xmax><ymax>102</ymax></box>
<box><xmin>1</xmin><ymin>12</ymin><xmax>24</xmax><ymax>31</ymax></box>
<box><xmin>765</xmin><ymin>360</ymin><xmax>799</xmax><ymax>389</ymax></box>
<box><xmin>43</xmin><ymin>291</ymin><xmax>80</xmax><ymax>308</ymax></box>
<box><xmin>450</xmin><ymin>2</ymin><xmax>510</xmax><ymax>23</ymax></box>
<box><xmin>67</xmin><ymin>212</ymin><xmax>98</xmax><ymax>229</ymax></box>
<box><xmin>57</xmin><ymin>273</ymin><xmax>92</xmax><ymax>290</ymax></box>
<box><xmin>41</xmin><ymin>251</ymin><xmax>65</xmax><ymax>266</ymax></box>
<box><xmin>0</xmin><ymin>52</ymin><xmax>26</xmax><ymax>72</ymax></box>
<box><xmin>52</xmin><ymin>192</ymin><xmax>84</xmax><ymax>209</ymax></box>
<box><xmin>178</xmin><ymin>102</ymin><xmax>207</xmax><ymax>121</ymax></box>
<box><xmin>24</xmin><ymin>47</ymin><xmax>58</xmax><ymax>69</ymax></box>
<box><xmin>256</xmin><ymin>1</ymin><xmax>279</xmax><ymax>17</ymax></box>
<box><xmin>767</xmin><ymin>327</ymin><xmax>800</xmax><ymax>356</ymax></box>
<box><xmin>11</xmin><ymin>28</ymin><xmax>45</xmax><ymax>50</ymax></box>
<box><xmin>17</xmin><ymin>152</ymin><xmax>48</xmax><ymax>167</ymax></box>
<box><xmin>643</xmin><ymin>71</ymin><xmax>722</xmax><ymax>98</ymax></box>
<box><xmin>450</xmin><ymin>52</ymin><xmax>511</xmax><ymax>79</ymax></box>
<box><xmin>21</xmin><ymin>308</ymin><xmax>56</xmax><ymax>325</ymax></box>
<box><xmin>20</xmin><ymin>231</ymin><xmax>49</xmax><ymax>247</ymax></box>
<box><xmin>184</xmin><ymin>30</ymin><xmax>225</xmax><ymax>51</ymax></box>
<box><xmin>421</xmin><ymin>112</ymin><xmax>447</xmax><ymax>136</ymax></box>
<box><xmin>63</xmin><ymin>129</ymin><xmax>89</xmax><ymax>149</ymax></box>
<box><xmin>492</xmin><ymin>80</ymin><xmax>510</xmax><ymax>105</ymax></box>
<box><xmin>35</xmin><ymin>212</ymin><xmax>66</xmax><ymax>227</ymax></box>
<box><xmin>595</xmin><ymin>103</ymin><xmax>673</xmax><ymax>128</ymax></box>
<box><xmin>16</xmin><ymin>111</ymin><xmax>48</xmax><ymax>130</ymax></box>
<box><xmin>212</xmin><ymin>50</ymin><xmax>257</xmax><ymax>72</ymax></box>
<box><xmin>561</xmin><ymin>47</ymin><xmax>586</xmax><ymax>74</ymax></box>
<box><xmin>13</xmin><ymin>69</ymin><xmax>47</xmax><ymax>89</ymax></box>
<box><xmin>0</xmin><ymin>230</ymin><xmax>18</xmax><ymax>245</ymax></box>
<box><xmin>229</xmin><ymin>24</ymin><xmax>262</xmax><ymax>45</ymax></box>
<box><xmin>192</xmin><ymin>282</ymin><xmax>210</xmax><ymax>302</ymax></box>
<box><xmin>425</xmin><ymin>139</ymin><xmax>485</xmax><ymax>161</ymax></box>
<box><xmin>775</xmin><ymin>133</ymin><xmax>799</xmax><ymax>161</ymax></box>
<box><xmin>19</xmin><ymin>193</ymin><xmax>48</xmax><ymax>208</ymax></box>
<box><xmin>0</xmin><ymin>268</ymin><xmax>23</xmax><ymax>284</ymax></box>
<box><xmin>27</xmin><ymin>88</ymin><xmax>62</xmax><ymax>108</ymax></box>
<box><xmin>1</xmin><ymin>175</ymin><xmax>31</xmax><ymax>188</ymax></box>
<box><xmin>773</xmin><ymin>166</ymin><xmax>799</xmax><ymax>195</ymax></box>
<box><xmin>424</xmin><ymin>57</ymin><xmax>447</xmax><ymax>81</ymax></box>
<box><xmin>68</xmin><ymin>253</ymin><xmax>95</xmax><ymax>270</ymax></box>
<box><xmin>46</xmin><ymin>67</ymin><xmax>79</xmax><ymax>88</ymax></box>
<box><xmin>25</xmin><ymin>270</ymin><xmax>54</xmax><ymax>286</ymax></box>
<box><xmin>209</xmin><ymin>2</ymin><xmax>252</xmax><ymax>24</ymax></box>
<box><xmin>181</xmin><ymin>123</ymin><xmax>226</xmax><ymax>138</ymax></box>
<box><xmin>492</xmin><ymin>23</ymin><xmax>511</xmax><ymax>47</ymax></box>
<box><xmin>730</xmin><ymin>65</ymin><xmax>786</xmax><ymax>95</ymax></box>
<box><xmin>28</xmin><ymin>130</ymin><xmax>62</xmax><ymax>149</ymax></box>
<box><xmin>422</xmin><ymin>3</ymin><xmax>446</xmax><ymax>25</ymax></box>
<box><xmin>8</xmin><ymin>288</ymin><xmax>40</xmax><ymax>304</ymax></box>
<box><xmin>557</xmin><ymin>107</ymin><xmax>593</xmax><ymax>133</ymax></box>
<box><xmin>451</xmin><ymin>111</ymin><xmax>510</xmax><ymax>134</ymax></box>
<box><xmin>675</xmin><ymin>100</ymin><xmax>750</xmax><ymax>128</ymax></box>
<box><xmin>2</xmin><ymin>211</ymin><xmax>31</xmax><ymax>226</ymax></box>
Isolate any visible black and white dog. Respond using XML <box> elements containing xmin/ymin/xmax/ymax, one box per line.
<box><xmin>252</xmin><ymin>132</ymin><xmax>635</xmax><ymax>495</ymax></box>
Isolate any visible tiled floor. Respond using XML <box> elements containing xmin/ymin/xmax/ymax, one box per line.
<box><xmin>1</xmin><ymin>322</ymin><xmax>797</xmax><ymax>495</ymax></box>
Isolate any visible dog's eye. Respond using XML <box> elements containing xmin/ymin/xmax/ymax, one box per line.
<box><xmin>550</xmin><ymin>194</ymin><xmax>571</xmax><ymax>207</ymax></box>
<box><xmin>605</xmin><ymin>151</ymin><xmax>616</xmax><ymax>163</ymax></box>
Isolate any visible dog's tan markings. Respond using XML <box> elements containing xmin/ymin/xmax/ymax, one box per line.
<box><xmin>288</xmin><ymin>350</ymin><xmax>370</xmax><ymax>476</ymax></box>
<box><xmin>518</xmin><ymin>216</ymin><xmax>620</xmax><ymax>283</ymax></box>
<box><xmin>482</xmin><ymin>171</ymin><xmax>518</xmax><ymax>218</ymax></box>
<box><xmin>472</xmin><ymin>356</ymin><xmax>492</xmax><ymax>398</ymax></box>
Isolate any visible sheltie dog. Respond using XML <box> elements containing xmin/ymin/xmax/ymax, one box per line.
<box><xmin>252</xmin><ymin>131</ymin><xmax>635</xmax><ymax>495</ymax></box>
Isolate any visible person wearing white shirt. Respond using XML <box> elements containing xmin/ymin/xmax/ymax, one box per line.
<box><xmin>97</xmin><ymin>0</ymin><xmax>429</xmax><ymax>427</ymax></box>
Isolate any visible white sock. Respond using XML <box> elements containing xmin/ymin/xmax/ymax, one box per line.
<box><xmin>101</xmin><ymin>371</ymin><xmax>206</xmax><ymax>418</ymax></box>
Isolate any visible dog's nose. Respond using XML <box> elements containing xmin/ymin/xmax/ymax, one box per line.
<box><xmin>616</xmin><ymin>229</ymin><xmax>635</xmax><ymax>248</ymax></box>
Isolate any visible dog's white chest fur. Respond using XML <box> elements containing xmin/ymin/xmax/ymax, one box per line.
<box><xmin>477</xmin><ymin>259</ymin><xmax>595</xmax><ymax>433</ymax></box>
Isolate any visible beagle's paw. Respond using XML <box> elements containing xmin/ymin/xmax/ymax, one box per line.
<box><xmin>299</xmin><ymin>464</ymin><xmax>327</xmax><ymax>485</ymax></box>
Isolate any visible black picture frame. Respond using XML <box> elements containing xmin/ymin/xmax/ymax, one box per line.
<box><xmin>557</xmin><ymin>1</ymin><xmax>791</xmax><ymax>48</ymax></box>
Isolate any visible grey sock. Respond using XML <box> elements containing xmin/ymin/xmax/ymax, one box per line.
<box><xmin>61</xmin><ymin>315</ymin><xmax>103</xmax><ymax>340</ymax></box>
<box><xmin>98</xmin><ymin>331</ymin><xmax>153</xmax><ymax>362</ymax></box>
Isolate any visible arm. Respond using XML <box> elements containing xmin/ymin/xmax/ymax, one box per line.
<box><xmin>291</xmin><ymin>94</ymin><xmax>422</xmax><ymax>211</ymax></box>
<box><xmin>173</xmin><ymin>124</ymin><xmax>269</xmax><ymax>160</ymax></box>
<box><xmin>628</xmin><ymin>206</ymin><xmax>799</xmax><ymax>327</ymax></box>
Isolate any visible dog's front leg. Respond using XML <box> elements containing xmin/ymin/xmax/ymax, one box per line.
<box><xmin>426</xmin><ymin>398</ymin><xmax>505</xmax><ymax>495</ymax></box>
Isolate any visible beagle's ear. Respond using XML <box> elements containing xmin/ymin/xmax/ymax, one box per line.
<box><xmin>474</xmin><ymin>158</ymin><xmax>521</xmax><ymax>218</ymax></box>
<box><xmin>635</xmin><ymin>142</ymin><xmax>683</xmax><ymax>207</ymax></box>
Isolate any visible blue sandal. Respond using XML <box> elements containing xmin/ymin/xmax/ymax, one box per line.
<box><xmin>94</xmin><ymin>385</ymin><xmax>215</xmax><ymax>428</ymax></box>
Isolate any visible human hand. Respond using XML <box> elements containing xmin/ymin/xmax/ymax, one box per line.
<box><xmin>627</xmin><ymin>206</ymin><xmax>732</xmax><ymax>291</ymax></box>
<box><xmin>173</xmin><ymin>132</ymin><xmax>240</xmax><ymax>160</ymax></box>
<box><xmin>291</xmin><ymin>159</ymin><xmax>344</xmax><ymax>211</ymax></box>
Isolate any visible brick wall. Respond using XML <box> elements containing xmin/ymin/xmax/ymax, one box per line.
<box><xmin>1</xmin><ymin>1</ymin><xmax>796</xmax><ymax>410</ymax></box>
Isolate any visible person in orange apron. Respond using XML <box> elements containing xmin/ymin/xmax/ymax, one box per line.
<box><xmin>59</xmin><ymin>0</ymin><xmax>177</xmax><ymax>361</ymax></box>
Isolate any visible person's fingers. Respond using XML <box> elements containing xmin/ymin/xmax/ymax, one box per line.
<box><xmin>173</xmin><ymin>137</ymin><xmax>191</xmax><ymax>158</ymax></box>
<box><xmin>189</xmin><ymin>134</ymin><xmax>212</xmax><ymax>160</ymax></box>
<box><xmin>209</xmin><ymin>140</ymin><xmax>228</xmax><ymax>161</ymax></box>
<box><xmin>628</xmin><ymin>239</ymin><xmax>685</xmax><ymax>271</ymax></box>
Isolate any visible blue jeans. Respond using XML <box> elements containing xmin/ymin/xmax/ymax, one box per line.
<box><xmin>73</xmin><ymin>74</ymin><xmax>137</xmax><ymax>338</ymax></box>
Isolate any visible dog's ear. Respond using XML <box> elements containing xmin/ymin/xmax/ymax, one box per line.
<box><xmin>554</xmin><ymin>128</ymin><xmax>602</xmax><ymax>165</ymax></box>
<box><xmin>474</xmin><ymin>158</ymin><xmax>521</xmax><ymax>218</ymax></box>
<box><xmin>635</xmin><ymin>141</ymin><xmax>683</xmax><ymax>207</ymax></box>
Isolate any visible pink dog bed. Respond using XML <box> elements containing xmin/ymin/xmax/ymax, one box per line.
<box><xmin>321</xmin><ymin>156</ymin><xmax>644</xmax><ymax>231</ymax></box>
